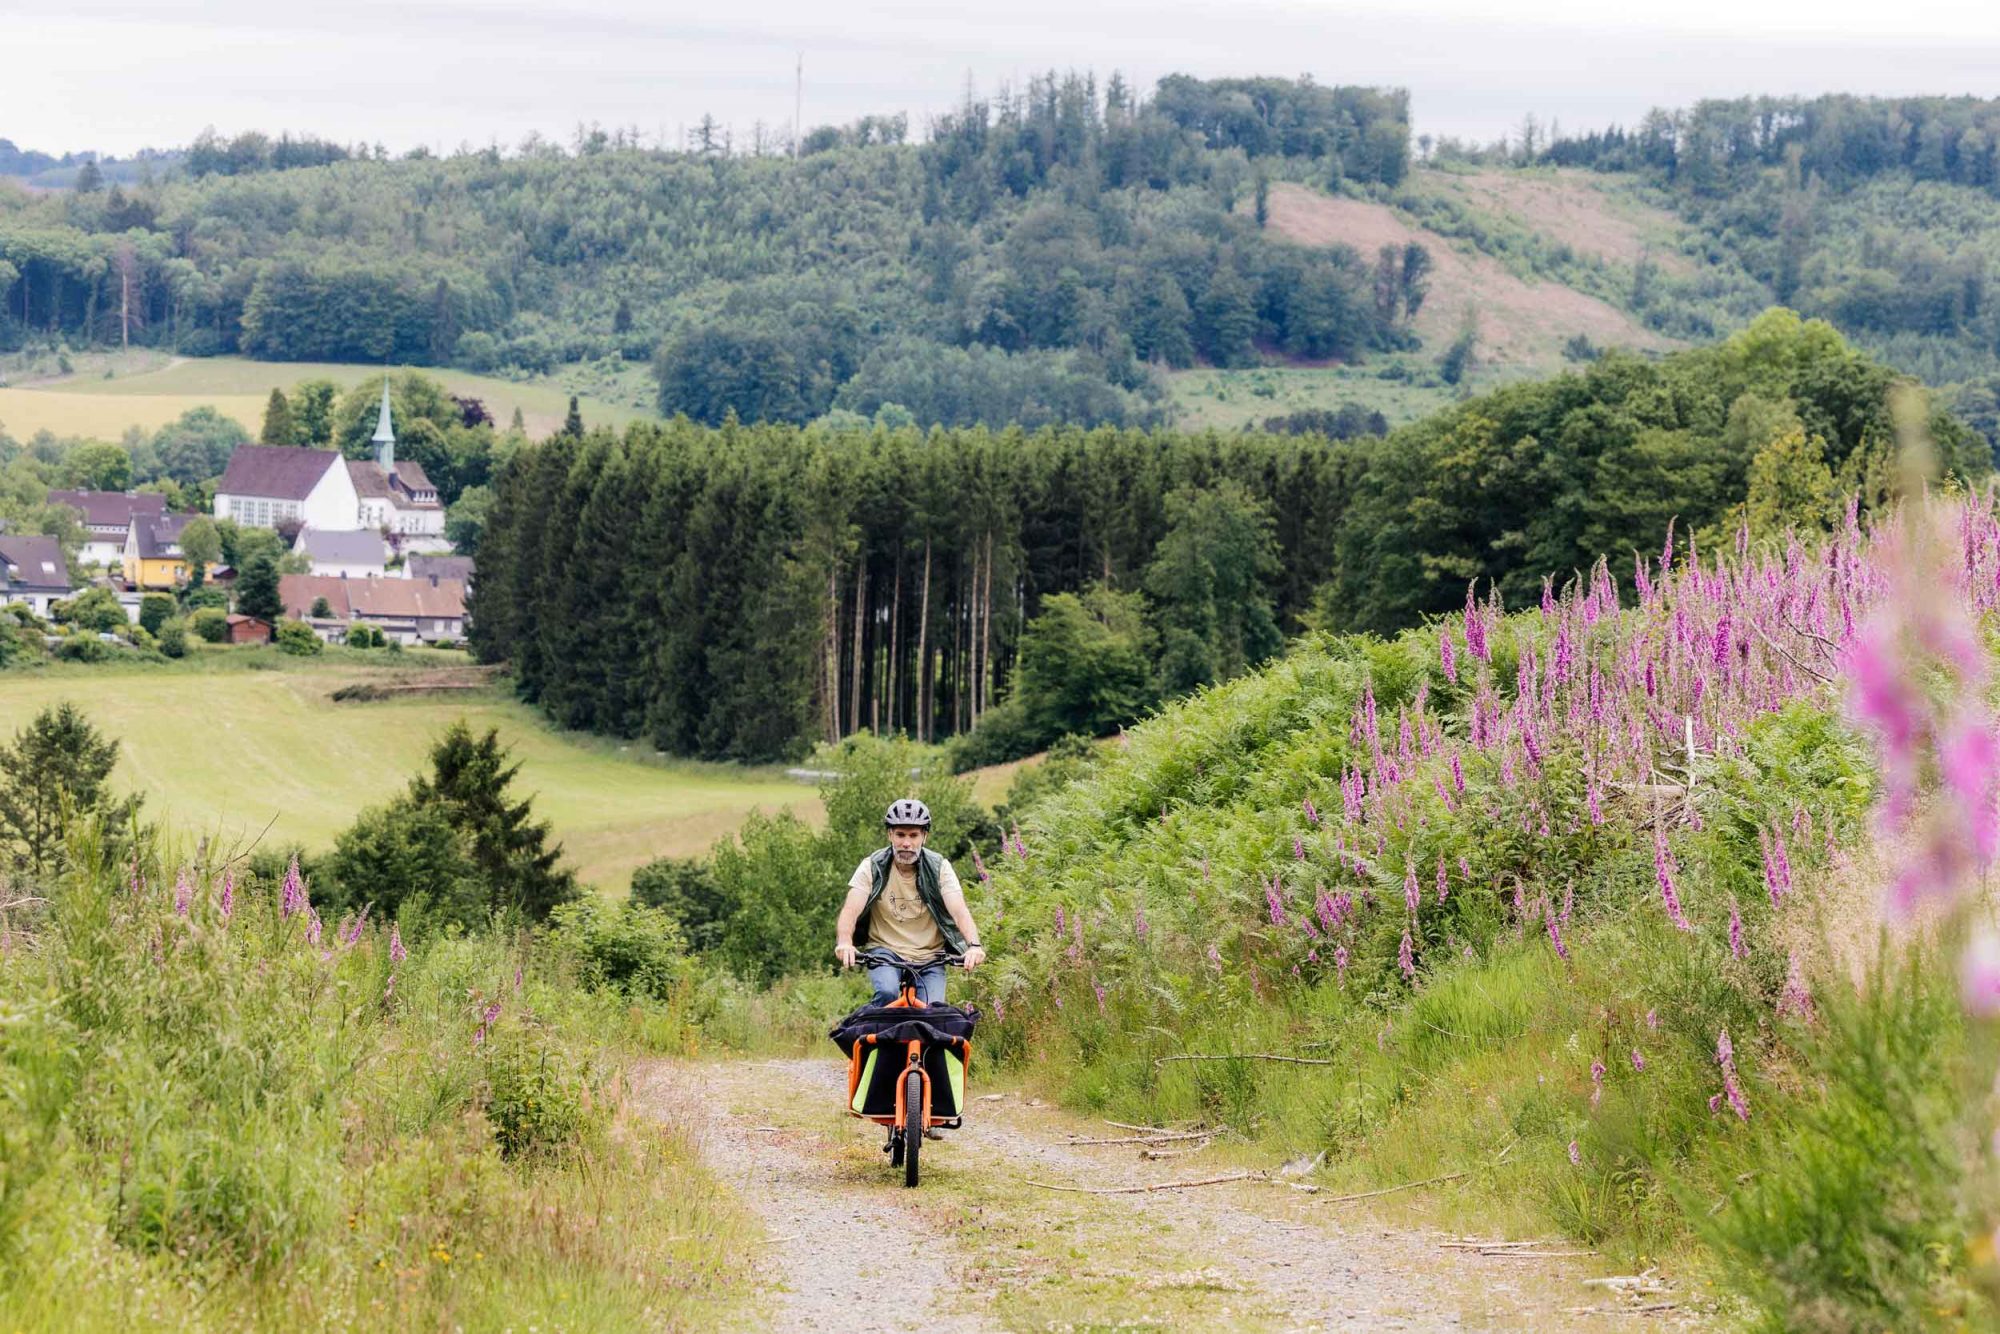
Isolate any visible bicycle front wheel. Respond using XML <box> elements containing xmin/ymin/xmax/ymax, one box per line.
<box><xmin>902</xmin><ymin>1068</ymin><xmax>924</xmax><ymax>1188</ymax></box>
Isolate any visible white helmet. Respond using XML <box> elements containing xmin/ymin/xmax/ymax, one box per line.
<box><xmin>884</xmin><ymin>798</ymin><xmax>932</xmax><ymax>829</ymax></box>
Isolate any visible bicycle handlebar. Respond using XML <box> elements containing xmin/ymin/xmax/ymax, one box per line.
<box><xmin>852</xmin><ymin>946</ymin><xmax>971</xmax><ymax>970</ymax></box>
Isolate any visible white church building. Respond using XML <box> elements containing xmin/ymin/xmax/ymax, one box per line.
<box><xmin>213</xmin><ymin>381</ymin><xmax>449</xmax><ymax>551</ymax></box>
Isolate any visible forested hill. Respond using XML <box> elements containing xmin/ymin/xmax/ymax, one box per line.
<box><xmin>472</xmin><ymin>312</ymin><xmax>1985</xmax><ymax>762</ymax></box>
<box><xmin>1470</xmin><ymin>94</ymin><xmax>2000</xmax><ymax>435</ymax></box>
<box><xmin>0</xmin><ymin>74</ymin><xmax>1417</xmax><ymax>430</ymax></box>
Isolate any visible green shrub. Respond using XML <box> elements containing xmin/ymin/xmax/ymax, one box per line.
<box><xmin>52</xmin><ymin>587</ymin><xmax>125</xmax><ymax>633</ymax></box>
<box><xmin>548</xmin><ymin>897</ymin><xmax>689</xmax><ymax>1000</ymax></box>
<box><xmin>190</xmin><ymin>607</ymin><xmax>229</xmax><ymax>642</ymax></box>
<box><xmin>630</xmin><ymin>855</ymin><xmax>733</xmax><ymax>952</ymax></box>
<box><xmin>138</xmin><ymin>592</ymin><xmax>175</xmax><ymax>636</ymax></box>
<box><xmin>275</xmin><ymin>620</ymin><xmax>321</xmax><ymax>656</ymax></box>
<box><xmin>53</xmin><ymin>634</ymin><xmax>112</xmax><ymax>663</ymax></box>
<box><xmin>480</xmin><ymin>1032</ymin><xmax>595</xmax><ymax>1159</ymax></box>
<box><xmin>346</xmin><ymin>623</ymin><xmax>386</xmax><ymax>649</ymax></box>
<box><xmin>156</xmin><ymin>619</ymin><xmax>188</xmax><ymax>658</ymax></box>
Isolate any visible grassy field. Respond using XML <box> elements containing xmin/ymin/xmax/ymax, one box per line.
<box><xmin>1167</xmin><ymin>360</ymin><xmax>1473</xmax><ymax>433</ymax></box>
<box><xmin>0</xmin><ymin>350</ymin><xmax>651</xmax><ymax>441</ymax></box>
<box><xmin>0</xmin><ymin>650</ymin><xmax>818</xmax><ymax>891</ymax></box>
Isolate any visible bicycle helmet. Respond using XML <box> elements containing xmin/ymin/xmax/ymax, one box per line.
<box><xmin>884</xmin><ymin>798</ymin><xmax>932</xmax><ymax>829</ymax></box>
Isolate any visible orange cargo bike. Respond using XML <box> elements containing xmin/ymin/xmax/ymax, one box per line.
<box><xmin>836</xmin><ymin>948</ymin><xmax>975</xmax><ymax>1188</ymax></box>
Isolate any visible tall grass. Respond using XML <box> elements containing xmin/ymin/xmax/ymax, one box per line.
<box><xmin>964</xmin><ymin>495</ymin><xmax>2000</xmax><ymax>1319</ymax></box>
<box><xmin>0</xmin><ymin>825</ymin><xmax>752</xmax><ymax>1331</ymax></box>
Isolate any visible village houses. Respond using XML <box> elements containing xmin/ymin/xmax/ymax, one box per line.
<box><xmin>0</xmin><ymin>534</ymin><xmax>74</xmax><ymax>617</ymax></box>
<box><xmin>213</xmin><ymin>380</ymin><xmax>447</xmax><ymax>551</ymax></box>
<box><xmin>48</xmin><ymin>489</ymin><xmax>166</xmax><ymax>569</ymax></box>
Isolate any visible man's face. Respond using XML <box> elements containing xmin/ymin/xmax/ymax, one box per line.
<box><xmin>889</xmin><ymin>825</ymin><xmax>927</xmax><ymax>863</ymax></box>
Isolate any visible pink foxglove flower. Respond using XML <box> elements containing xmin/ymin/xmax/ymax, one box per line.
<box><xmin>1590</xmin><ymin>1059</ymin><xmax>1605</xmax><ymax>1108</ymax></box>
<box><xmin>388</xmin><ymin>922</ymin><xmax>407</xmax><ymax>965</ymax></box>
<box><xmin>1963</xmin><ymin>927</ymin><xmax>2000</xmax><ymax>1017</ymax></box>
<box><xmin>1567</xmin><ymin>1140</ymin><xmax>1581</xmax><ymax>1166</ymax></box>
<box><xmin>305</xmin><ymin>906</ymin><xmax>323</xmax><ymax>948</ymax></box>
<box><xmin>1716</xmin><ymin>1029</ymin><xmax>1751</xmax><ymax>1122</ymax></box>
<box><xmin>1727</xmin><ymin>898</ymin><xmax>1746</xmax><ymax>959</ymax></box>
<box><xmin>1778</xmin><ymin>951</ymin><xmax>1816</xmax><ymax>1021</ymax></box>
<box><xmin>218</xmin><ymin>870</ymin><xmax>234</xmax><ymax>921</ymax></box>
<box><xmin>172</xmin><ymin>868</ymin><xmax>192</xmax><ymax>917</ymax></box>
<box><xmin>1545</xmin><ymin>913</ymin><xmax>1569</xmax><ymax>963</ymax></box>
<box><xmin>1398</xmin><ymin>928</ymin><xmax>1415</xmax><ymax>980</ymax></box>
<box><xmin>1653</xmin><ymin>828</ymin><xmax>1694</xmax><ymax>932</ymax></box>
<box><xmin>1303</xmin><ymin>796</ymin><xmax>1320</xmax><ymax>827</ymax></box>
<box><xmin>280</xmin><ymin>854</ymin><xmax>307</xmax><ymax>919</ymax></box>
<box><xmin>1630</xmin><ymin>1048</ymin><xmax>1646</xmax><ymax>1072</ymax></box>
<box><xmin>1440</xmin><ymin>625</ymin><xmax>1458</xmax><ymax>684</ymax></box>
<box><xmin>1334</xmin><ymin>945</ymin><xmax>1348</xmax><ymax>986</ymax></box>
<box><xmin>1403</xmin><ymin>862</ymin><xmax>1420</xmax><ymax>915</ymax></box>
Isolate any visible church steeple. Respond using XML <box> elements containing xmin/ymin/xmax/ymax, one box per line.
<box><xmin>370</xmin><ymin>377</ymin><xmax>395</xmax><ymax>471</ymax></box>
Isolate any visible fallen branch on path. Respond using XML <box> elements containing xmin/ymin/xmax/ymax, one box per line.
<box><xmin>1105</xmin><ymin>1119</ymin><xmax>1188</xmax><ymax>1133</ymax></box>
<box><xmin>1064</xmin><ymin>1128</ymin><xmax>1220</xmax><ymax>1146</ymax></box>
<box><xmin>1023</xmin><ymin>1170</ymin><xmax>1263</xmax><ymax>1195</ymax></box>
<box><xmin>1564</xmin><ymin>1303</ymin><xmax>1676</xmax><ymax>1316</ymax></box>
<box><xmin>1316</xmin><ymin>1172</ymin><xmax>1467</xmax><ymax>1204</ymax></box>
<box><xmin>1138</xmin><ymin>1143</ymin><xmax>1213</xmax><ymax>1160</ymax></box>
<box><xmin>1154</xmin><ymin>1053</ymin><xmax>1335</xmax><ymax>1067</ymax></box>
<box><xmin>1439</xmin><ymin>1238</ymin><xmax>1561</xmax><ymax>1251</ymax></box>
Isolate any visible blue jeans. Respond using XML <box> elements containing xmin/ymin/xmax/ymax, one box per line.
<box><xmin>868</xmin><ymin>961</ymin><xmax>946</xmax><ymax>1006</ymax></box>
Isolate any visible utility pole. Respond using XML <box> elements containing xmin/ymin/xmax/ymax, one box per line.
<box><xmin>794</xmin><ymin>52</ymin><xmax>803</xmax><ymax>159</ymax></box>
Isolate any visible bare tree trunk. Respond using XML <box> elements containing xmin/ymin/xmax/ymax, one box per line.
<box><xmin>980</xmin><ymin>532</ymin><xmax>995</xmax><ymax>719</ymax></box>
<box><xmin>119</xmin><ymin>261</ymin><xmax>130</xmax><ymax>351</ymax></box>
<box><xmin>887</xmin><ymin>553</ymin><xmax>901</xmax><ymax>733</ymax></box>
<box><xmin>916</xmin><ymin>539</ymin><xmax>932</xmax><ymax>743</ymax></box>
<box><xmin>849</xmin><ymin>556</ymin><xmax>866</xmax><ymax>736</ymax></box>
<box><xmin>823</xmin><ymin>565</ymin><xmax>841</xmax><ymax>743</ymax></box>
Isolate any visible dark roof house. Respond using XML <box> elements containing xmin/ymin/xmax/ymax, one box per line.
<box><xmin>131</xmin><ymin>513</ymin><xmax>195</xmax><ymax>560</ymax></box>
<box><xmin>295</xmin><ymin>528</ymin><xmax>388</xmax><ymax>568</ymax></box>
<box><xmin>216</xmin><ymin>446</ymin><xmax>345</xmax><ymax>501</ymax></box>
<box><xmin>48</xmin><ymin>489</ymin><xmax>166</xmax><ymax>534</ymax></box>
<box><xmin>0</xmin><ymin>534</ymin><xmax>73</xmax><ymax>601</ymax></box>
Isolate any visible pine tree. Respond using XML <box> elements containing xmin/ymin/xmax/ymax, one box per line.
<box><xmin>235</xmin><ymin>552</ymin><xmax>284</xmax><ymax>622</ymax></box>
<box><xmin>260</xmin><ymin>388</ymin><xmax>297</xmax><ymax>444</ymax></box>
<box><xmin>0</xmin><ymin>701</ymin><xmax>134</xmax><ymax>875</ymax></box>
<box><xmin>562</xmin><ymin>396</ymin><xmax>585</xmax><ymax>437</ymax></box>
<box><xmin>408</xmin><ymin>722</ymin><xmax>578</xmax><ymax>921</ymax></box>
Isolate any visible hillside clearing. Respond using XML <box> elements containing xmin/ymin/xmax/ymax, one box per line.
<box><xmin>0</xmin><ymin>656</ymin><xmax>817</xmax><ymax>889</ymax></box>
<box><xmin>1261</xmin><ymin>182</ymin><xmax>1675</xmax><ymax>372</ymax></box>
<box><xmin>1431</xmin><ymin>168</ymin><xmax>1695</xmax><ymax>273</ymax></box>
<box><xmin>1168</xmin><ymin>361</ymin><xmax>1467</xmax><ymax>432</ymax></box>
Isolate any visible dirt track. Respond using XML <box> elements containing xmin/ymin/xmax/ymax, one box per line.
<box><xmin>635</xmin><ymin>1057</ymin><xmax>1706</xmax><ymax>1332</ymax></box>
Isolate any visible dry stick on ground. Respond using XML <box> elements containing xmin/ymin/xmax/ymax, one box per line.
<box><xmin>1064</xmin><ymin>1128</ymin><xmax>1221</xmax><ymax>1146</ymax></box>
<box><xmin>1104</xmin><ymin>1119</ymin><xmax>1192</xmax><ymax>1134</ymax></box>
<box><xmin>1154</xmin><ymin>1053</ymin><xmax>1336</xmax><ymax>1067</ymax></box>
<box><xmin>1024</xmin><ymin>1171</ymin><xmax>1264</xmax><ymax>1196</ymax></box>
<box><xmin>1139</xmin><ymin>1144</ymin><xmax>1214</xmax><ymax>1161</ymax></box>
<box><xmin>1317</xmin><ymin>1171</ymin><xmax>1468</xmax><ymax>1205</ymax></box>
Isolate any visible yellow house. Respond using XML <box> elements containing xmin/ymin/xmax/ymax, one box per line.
<box><xmin>123</xmin><ymin>514</ymin><xmax>218</xmax><ymax>591</ymax></box>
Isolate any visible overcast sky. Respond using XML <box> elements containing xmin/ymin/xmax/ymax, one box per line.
<box><xmin>8</xmin><ymin>0</ymin><xmax>2000</xmax><ymax>157</ymax></box>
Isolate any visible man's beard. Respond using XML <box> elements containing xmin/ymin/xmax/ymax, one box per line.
<box><xmin>893</xmin><ymin>847</ymin><xmax>919</xmax><ymax>864</ymax></box>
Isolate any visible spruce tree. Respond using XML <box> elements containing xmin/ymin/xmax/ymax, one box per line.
<box><xmin>235</xmin><ymin>551</ymin><xmax>284</xmax><ymax>622</ymax></box>
<box><xmin>562</xmin><ymin>396</ymin><xmax>584</xmax><ymax>437</ymax></box>
<box><xmin>0</xmin><ymin>701</ymin><xmax>134</xmax><ymax>875</ymax></box>
<box><xmin>408</xmin><ymin>722</ymin><xmax>577</xmax><ymax>921</ymax></box>
<box><xmin>259</xmin><ymin>388</ymin><xmax>296</xmax><ymax>444</ymax></box>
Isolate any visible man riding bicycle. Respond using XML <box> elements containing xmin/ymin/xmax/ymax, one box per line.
<box><xmin>833</xmin><ymin>798</ymin><xmax>987</xmax><ymax>1005</ymax></box>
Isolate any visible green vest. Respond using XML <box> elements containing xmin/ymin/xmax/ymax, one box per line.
<box><xmin>851</xmin><ymin>847</ymin><xmax>968</xmax><ymax>955</ymax></box>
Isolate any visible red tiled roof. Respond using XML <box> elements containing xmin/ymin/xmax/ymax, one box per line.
<box><xmin>280</xmin><ymin>574</ymin><xmax>466</xmax><ymax>622</ymax></box>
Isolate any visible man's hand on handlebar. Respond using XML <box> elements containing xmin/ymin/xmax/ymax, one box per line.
<box><xmin>835</xmin><ymin>943</ymin><xmax>859</xmax><ymax>968</ymax></box>
<box><xmin>962</xmin><ymin>945</ymin><xmax>987</xmax><ymax>970</ymax></box>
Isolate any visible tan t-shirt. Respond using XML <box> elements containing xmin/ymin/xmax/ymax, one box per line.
<box><xmin>849</xmin><ymin>853</ymin><xmax>961</xmax><ymax>962</ymax></box>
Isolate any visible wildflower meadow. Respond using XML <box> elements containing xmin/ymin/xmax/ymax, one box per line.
<box><xmin>967</xmin><ymin>445</ymin><xmax>2000</xmax><ymax>1323</ymax></box>
<box><xmin>0</xmin><ymin>825</ymin><xmax>751</xmax><ymax>1331</ymax></box>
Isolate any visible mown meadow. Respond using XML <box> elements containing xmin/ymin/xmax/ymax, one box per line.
<box><xmin>0</xmin><ymin>653</ymin><xmax>818</xmax><ymax>889</ymax></box>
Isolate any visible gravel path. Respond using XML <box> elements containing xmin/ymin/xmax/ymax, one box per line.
<box><xmin>635</xmin><ymin>1057</ymin><xmax>1704</xmax><ymax>1332</ymax></box>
